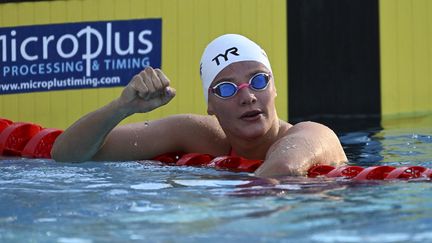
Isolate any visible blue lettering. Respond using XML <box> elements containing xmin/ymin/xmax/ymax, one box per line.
<box><xmin>76</xmin><ymin>61</ymin><xmax>83</xmax><ymax>72</ymax></box>
<box><xmin>65</xmin><ymin>62</ymin><xmax>74</xmax><ymax>72</ymax></box>
<box><xmin>12</xmin><ymin>66</ymin><xmax>18</xmax><ymax>76</ymax></box>
<box><xmin>19</xmin><ymin>65</ymin><xmax>29</xmax><ymax>76</ymax></box>
<box><xmin>132</xmin><ymin>58</ymin><xmax>141</xmax><ymax>69</ymax></box>
<box><xmin>46</xmin><ymin>63</ymin><xmax>52</xmax><ymax>74</ymax></box>
<box><xmin>30</xmin><ymin>64</ymin><xmax>38</xmax><ymax>75</ymax></box>
<box><xmin>3</xmin><ymin>66</ymin><xmax>10</xmax><ymax>76</ymax></box>
<box><xmin>53</xmin><ymin>62</ymin><xmax>60</xmax><ymax>73</ymax></box>
<box><xmin>141</xmin><ymin>57</ymin><xmax>150</xmax><ymax>67</ymax></box>
<box><xmin>0</xmin><ymin>19</ymin><xmax>161</xmax><ymax>94</ymax></box>
<box><xmin>116</xmin><ymin>59</ymin><xmax>127</xmax><ymax>69</ymax></box>
<box><xmin>102</xmin><ymin>57</ymin><xmax>151</xmax><ymax>70</ymax></box>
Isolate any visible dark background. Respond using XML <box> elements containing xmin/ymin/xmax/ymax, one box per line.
<box><xmin>288</xmin><ymin>0</ymin><xmax>381</xmax><ymax>131</ymax></box>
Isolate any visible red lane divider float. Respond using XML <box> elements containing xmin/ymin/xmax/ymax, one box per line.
<box><xmin>176</xmin><ymin>153</ymin><xmax>214</xmax><ymax>166</ymax></box>
<box><xmin>210</xmin><ymin>156</ymin><xmax>263</xmax><ymax>172</ymax></box>
<box><xmin>152</xmin><ymin>151</ymin><xmax>186</xmax><ymax>164</ymax></box>
<box><xmin>0</xmin><ymin>118</ymin><xmax>13</xmax><ymax>133</ymax></box>
<box><xmin>1</xmin><ymin>116</ymin><xmax>431</xmax><ymax>181</ymax></box>
<box><xmin>152</xmin><ymin>153</ymin><xmax>432</xmax><ymax>180</ymax></box>
<box><xmin>0</xmin><ymin>118</ymin><xmax>63</xmax><ymax>158</ymax></box>
<box><xmin>0</xmin><ymin>122</ymin><xmax>42</xmax><ymax>156</ymax></box>
<box><xmin>152</xmin><ymin>152</ymin><xmax>263</xmax><ymax>173</ymax></box>
<box><xmin>22</xmin><ymin>128</ymin><xmax>63</xmax><ymax>158</ymax></box>
<box><xmin>308</xmin><ymin>164</ymin><xmax>432</xmax><ymax>180</ymax></box>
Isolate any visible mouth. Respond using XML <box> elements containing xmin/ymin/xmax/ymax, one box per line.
<box><xmin>240</xmin><ymin>110</ymin><xmax>264</xmax><ymax>120</ymax></box>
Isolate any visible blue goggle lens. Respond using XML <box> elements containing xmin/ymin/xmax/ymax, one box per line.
<box><xmin>218</xmin><ymin>84</ymin><xmax>237</xmax><ymax>97</ymax></box>
<box><xmin>250</xmin><ymin>73</ymin><xmax>269</xmax><ymax>90</ymax></box>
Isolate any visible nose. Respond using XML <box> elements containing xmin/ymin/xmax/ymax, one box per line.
<box><xmin>237</xmin><ymin>85</ymin><xmax>257</xmax><ymax>105</ymax></box>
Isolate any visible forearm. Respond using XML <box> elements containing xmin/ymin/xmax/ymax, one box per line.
<box><xmin>51</xmin><ymin>98</ymin><xmax>131</xmax><ymax>162</ymax></box>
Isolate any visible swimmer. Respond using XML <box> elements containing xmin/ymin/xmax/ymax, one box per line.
<box><xmin>51</xmin><ymin>34</ymin><xmax>347</xmax><ymax>177</ymax></box>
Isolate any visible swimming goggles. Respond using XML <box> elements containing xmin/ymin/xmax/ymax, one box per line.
<box><xmin>209</xmin><ymin>73</ymin><xmax>271</xmax><ymax>99</ymax></box>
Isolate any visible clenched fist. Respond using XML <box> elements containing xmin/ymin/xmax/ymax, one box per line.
<box><xmin>118</xmin><ymin>67</ymin><xmax>176</xmax><ymax>114</ymax></box>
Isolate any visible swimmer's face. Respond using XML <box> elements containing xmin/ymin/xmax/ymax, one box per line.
<box><xmin>207</xmin><ymin>61</ymin><xmax>278</xmax><ymax>139</ymax></box>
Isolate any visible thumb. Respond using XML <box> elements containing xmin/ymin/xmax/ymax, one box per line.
<box><xmin>165</xmin><ymin>87</ymin><xmax>176</xmax><ymax>98</ymax></box>
<box><xmin>160</xmin><ymin>87</ymin><xmax>176</xmax><ymax>104</ymax></box>
<box><xmin>147</xmin><ymin>86</ymin><xmax>176</xmax><ymax>108</ymax></box>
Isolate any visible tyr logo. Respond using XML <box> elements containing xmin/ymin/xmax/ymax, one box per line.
<box><xmin>211</xmin><ymin>47</ymin><xmax>239</xmax><ymax>66</ymax></box>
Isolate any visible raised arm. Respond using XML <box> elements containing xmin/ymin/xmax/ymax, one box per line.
<box><xmin>51</xmin><ymin>67</ymin><xmax>177</xmax><ymax>162</ymax></box>
<box><xmin>255</xmin><ymin>121</ymin><xmax>348</xmax><ymax>177</ymax></box>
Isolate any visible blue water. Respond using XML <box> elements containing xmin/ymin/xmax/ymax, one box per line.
<box><xmin>1</xmin><ymin>121</ymin><xmax>432</xmax><ymax>242</ymax></box>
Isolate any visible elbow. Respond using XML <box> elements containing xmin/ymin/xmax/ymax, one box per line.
<box><xmin>50</xmin><ymin>140</ymin><xmax>62</xmax><ymax>161</ymax></box>
<box><xmin>50</xmin><ymin>144</ymin><xmax>67</xmax><ymax>162</ymax></box>
<box><xmin>50</xmin><ymin>140</ymin><xmax>85</xmax><ymax>163</ymax></box>
<box><xmin>50</xmin><ymin>142</ymin><xmax>70</xmax><ymax>162</ymax></box>
<box><xmin>255</xmin><ymin>159</ymin><xmax>308</xmax><ymax>178</ymax></box>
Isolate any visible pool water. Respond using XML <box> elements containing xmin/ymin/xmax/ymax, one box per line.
<box><xmin>1</xmin><ymin>119</ymin><xmax>432</xmax><ymax>243</ymax></box>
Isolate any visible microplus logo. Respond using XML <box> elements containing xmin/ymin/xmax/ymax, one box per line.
<box><xmin>0</xmin><ymin>18</ymin><xmax>161</xmax><ymax>94</ymax></box>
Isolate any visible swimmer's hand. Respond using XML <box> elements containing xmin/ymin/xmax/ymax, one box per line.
<box><xmin>118</xmin><ymin>67</ymin><xmax>176</xmax><ymax>114</ymax></box>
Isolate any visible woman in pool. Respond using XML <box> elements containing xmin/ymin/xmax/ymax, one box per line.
<box><xmin>52</xmin><ymin>34</ymin><xmax>347</xmax><ymax>177</ymax></box>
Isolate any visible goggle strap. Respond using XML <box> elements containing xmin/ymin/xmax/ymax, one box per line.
<box><xmin>237</xmin><ymin>83</ymin><xmax>250</xmax><ymax>90</ymax></box>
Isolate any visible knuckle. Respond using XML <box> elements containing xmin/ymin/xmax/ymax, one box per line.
<box><xmin>139</xmin><ymin>71</ymin><xmax>147</xmax><ymax>79</ymax></box>
<box><xmin>161</xmin><ymin>78</ymin><xmax>170</xmax><ymax>87</ymax></box>
<box><xmin>154</xmin><ymin>79</ymin><xmax>163</xmax><ymax>88</ymax></box>
<box><xmin>132</xmin><ymin>74</ymin><xmax>141</xmax><ymax>81</ymax></box>
<box><xmin>144</xmin><ymin>66</ymin><xmax>153</xmax><ymax>72</ymax></box>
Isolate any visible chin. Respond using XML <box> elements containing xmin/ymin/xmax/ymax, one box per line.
<box><xmin>236</xmin><ymin>124</ymin><xmax>268</xmax><ymax>140</ymax></box>
<box><xmin>219</xmin><ymin>115</ymin><xmax>270</xmax><ymax>139</ymax></box>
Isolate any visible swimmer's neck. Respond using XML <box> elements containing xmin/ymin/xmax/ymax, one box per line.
<box><xmin>228</xmin><ymin>119</ymin><xmax>292</xmax><ymax>160</ymax></box>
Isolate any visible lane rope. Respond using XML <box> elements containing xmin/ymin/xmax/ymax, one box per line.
<box><xmin>2</xmin><ymin>117</ymin><xmax>431</xmax><ymax>180</ymax></box>
<box><xmin>0</xmin><ymin>118</ymin><xmax>62</xmax><ymax>158</ymax></box>
<box><xmin>153</xmin><ymin>152</ymin><xmax>432</xmax><ymax>180</ymax></box>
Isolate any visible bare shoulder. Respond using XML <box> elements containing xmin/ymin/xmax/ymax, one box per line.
<box><xmin>271</xmin><ymin>121</ymin><xmax>342</xmax><ymax>153</ymax></box>
<box><xmin>284</xmin><ymin>121</ymin><xmax>335</xmax><ymax>136</ymax></box>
